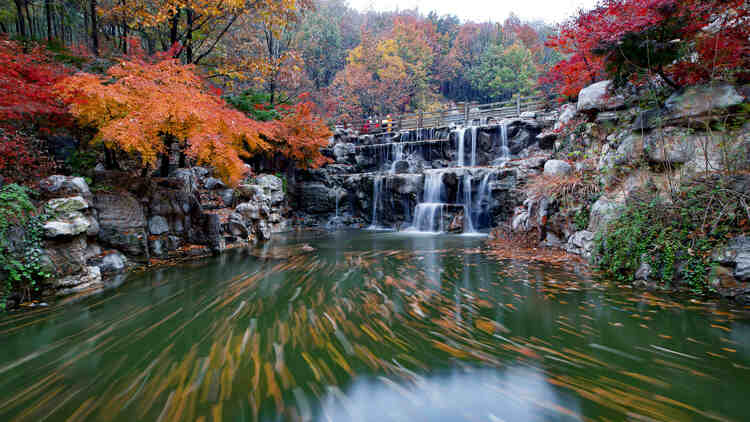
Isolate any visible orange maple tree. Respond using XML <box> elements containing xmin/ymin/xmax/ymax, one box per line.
<box><xmin>56</xmin><ymin>51</ymin><xmax>271</xmax><ymax>185</ymax></box>
<box><xmin>271</xmin><ymin>96</ymin><xmax>331</xmax><ymax>169</ymax></box>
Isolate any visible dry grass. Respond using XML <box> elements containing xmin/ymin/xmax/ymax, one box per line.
<box><xmin>525</xmin><ymin>171</ymin><xmax>601</xmax><ymax>206</ymax></box>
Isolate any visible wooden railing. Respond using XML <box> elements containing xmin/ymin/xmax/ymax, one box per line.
<box><xmin>344</xmin><ymin>95</ymin><xmax>546</xmax><ymax>133</ymax></box>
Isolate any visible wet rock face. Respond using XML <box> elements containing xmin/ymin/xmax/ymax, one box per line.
<box><xmin>94</xmin><ymin>192</ymin><xmax>149</xmax><ymax>259</ymax></box>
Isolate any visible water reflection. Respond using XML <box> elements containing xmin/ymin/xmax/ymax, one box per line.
<box><xmin>0</xmin><ymin>230</ymin><xmax>749</xmax><ymax>422</ymax></box>
<box><xmin>319</xmin><ymin>367</ymin><xmax>581</xmax><ymax>422</ymax></box>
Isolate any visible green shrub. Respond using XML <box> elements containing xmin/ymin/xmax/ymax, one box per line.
<box><xmin>226</xmin><ymin>90</ymin><xmax>286</xmax><ymax>122</ymax></box>
<box><xmin>595</xmin><ymin>177</ymin><xmax>745</xmax><ymax>293</ymax></box>
<box><xmin>0</xmin><ymin>184</ymin><xmax>50</xmax><ymax>310</ymax></box>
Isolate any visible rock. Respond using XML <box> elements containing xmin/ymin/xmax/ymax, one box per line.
<box><xmin>204</xmin><ymin>177</ymin><xmax>226</xmax><ymax>190</ymax></box>
<box><xmin>44</xmin><ymin>212</ymin><xmax>91</xmax><ymax>238</ymax></box>
<box><xmin>635</xmin><ymin>255</ymin><xmax>652</xmax><ymax>281</ymax></box>
<box><xmin>220</xmin><ymin>189</ymin><xmax>235</xmax><ymax>207</ymax></box>
<box><xmin>543</xmin><ymin>160</ymin><xmax>572</xmax><ymax>176</ymax></box>
<box><xmin>643</xmin><ymin>127</ymin><xmax>697</xmax><ymax>164</ymax></box>
<box><xmin>94</xmin><ymin>192</ymin><xmax>149</xmax><ymax>258</ymax></box>
<box><xmin>333</xmin><ymin>143</ymin><xmax>356</xmax><ymax>163</ymax></box>
<box><xmin>520</xmin><ymin>111</ymin><xmax>537</xmax><ymax>119</ymax></box>
<box><xmin>39</xmin><ymin>175</ymin><xmax>91</xmax><ymax>199</ymax></box>
<box><xmin>150</xmin><ymin>238</ymin><xmax>165</xmax><ymax>257</ymax></box>
<box><xmin>52</xmin><ymin>266</ymin><xmax>102</xmax><ymax>294</ymax></box>
<box><xmin>149</xmin><ymin>216</ymin><xmax>170</xmax><ymax>235</ymax></box>
<box><xmin>236</xmin><ymin>184</ymin><xmax>264</xmax><ymax>201</ymax></box>
<box><xmin>45</xmin><ymin>196</ymin><xmax>89</xmax><ymax>213</ymax></box>
<box><xmin>301</xmin><ymin>244</ymin><xmax>315</xmax><ymax>252</ymax></box>
<box><xmin>713</xmin><ymin>236</ymin><xmax>750</xmax><ymax>282</ymax></box>
<box><xmin>614</xmin><ymin>134</ymin><xmax>642</xmax><ymax>166</ymax></box>
<box><xmin>92</xmin><ymin>251</ymin><xmax>127</xmax><ymax>274</ymax></box>
<box><xmin>236</xmin><ymin>202</ymin><xmax>264</xmax><ymax>220</ymax></box>
<box><xmin>169</xmin><ymin>169</ymin><xmax>198</xmax><ymax>193</ymax></box>
<box><xmin>665</xmin><ymin>83</ymin><xmax>744</xmax><ymax>120</ymax></box>
<box><xmin>577</xmin><ymin>80</ymin><xmax>625</xmax><ymax>112</ymax></box>
<box><xmin>589</xmin><ymin>196</ymin><xmax>624</xmax><ymax>233</ymax></box>
<box><xmin>554</xmin><ymin>104</ymin><xmax>578</xmax><ymax>131</ymax></box>
<box><xmin>393</xmin><ymin>160</ymin><xmax>410</xmax><ymax>174</ymax></box>
<box><xmin>86</xmin><ymin>216</ymin><xmax>100</xmax><ymax>237</ymax></box>
<box><xmin>298</xmin><ymin>183</ymin><xmax>335</xmax><ymax>214</ymax></box>
<box><xmin>257</xmin><ymin>174</ymin><xmax>284</xmax><ymax>193</ymax></box>
<box><xmin>566</xmin><ymin>230</ymin><xmax>595</xmax><ymax>258</ymax></box>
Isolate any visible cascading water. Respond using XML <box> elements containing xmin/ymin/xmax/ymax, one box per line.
<box><xmin>456</xmin><ymin>129</ymin><xmax>465</xmax><ymax>167</ymax></box>
<box><xmin>499</xmin><ymin>121</ymin><xmax>510</xmax><ymax>162</ymax></box>
<box><xmin>462</xmin><ymin>172</ymin><xmax>476</xmax><ymax>233</ymax></box>
<box><xmin>410</xmin><ymin>170</ymin><xmax>446</xmax><ymax>233</ymax></box>
<box><xmin>472</xmin><ymin>172</ymin><xmax>493</xmax><ymax>230</ymax></box>
<box><xmin>390</xmin><ymin>143</ymin><xmax>405</xmax><ymax>173</ymax></box>
<box><xmin>470</xmin><ymin>127</ymin><xmax>478</xmax><ymax>167</ymax></box>
<box><xmin>368</xmin><ymin>176</ymin><xmax>383</xmax><ymax>229</ymax></box>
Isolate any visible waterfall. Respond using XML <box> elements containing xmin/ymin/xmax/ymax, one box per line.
<box><xmin>462</xmin><ymin>173</ymin><xmax>476</xmax><ymax>233</ymax></box>
<box><xmin>456</xmin><ymin>129</ymin><xmax>465</xmax><ymax>167</ymax></box>
<box><xmin>499</xmin><ymin>122</ymin><xmax>510</xmax><ymax>162</ymax></box>
<box><xmin>390</xmin><ymin>143</ymin><xmax>405</xmax><ymax>173</ymax></box>
<box><xmin>335</xmin><ymin>188</ymin><xmax>340</xmax><ymax>218</ymax></box>
<box><xmin>472</xmin><ymin>173</ymin><xmax>493</xmax><ymax>230</ymax></box>
<box><xmin>368</xmin><ymin>176</ymin><xmax>383</xmax><ymax>229</ymax></box>
<box><xmin>470</xmin><ymin>127</ymin><xmax>478</xmax><ymax>167</ymax></box>
<box><xmin>410</xmin><ymin>170</ymin><xmax>446</xmax><ymax>233</ymax></box>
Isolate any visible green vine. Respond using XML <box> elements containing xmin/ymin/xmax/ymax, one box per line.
<box><xmin>0</xmin><ymin>184</ymin><xmax>51</xmax><ymax>310</ymax></box>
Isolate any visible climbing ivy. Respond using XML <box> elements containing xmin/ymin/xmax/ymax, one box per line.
<box><xmin>0</xmin><ymin>184</ymin><xmax>50</xmax><ymax>310</ymax></box>
<box><xmin>594</xmin><ymin>178</ymin><xmax>745</xmax><ymax>293</ymax></box>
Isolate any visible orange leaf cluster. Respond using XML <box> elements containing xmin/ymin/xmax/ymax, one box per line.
<box><xmin>56</xmin><ymin>56</ymin><xmax>271</xmax><ymax>185</ymax></box>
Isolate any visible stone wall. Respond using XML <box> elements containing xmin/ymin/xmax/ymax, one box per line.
<box><xmin>30</xmin><ymin>169</ymin><xmax>289</xmax><ymax>296</ymax></box>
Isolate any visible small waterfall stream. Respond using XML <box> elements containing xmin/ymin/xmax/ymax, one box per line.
<box><xmin>470</xmin><ymin>127</ymin><xmax>478</xmax><ymax>167</ymax></box>
<box><xmin>499</xmin><ymin>121</ymin><xmax>510</xmax><ymax>162</ymax></box>
<box><xmin>456</xmin><ymin>129</ymin><xmax>465</xmax><ymax>167</ymax></box>
<box><xmin>410</xmin><ymin>170</ymin><xmax>446</xmax><ymax>233</ymax></box>
<box><xmin>368</xmin><ymin>175</ymin><xmax>384</xmax><ymax>229</ymax></box>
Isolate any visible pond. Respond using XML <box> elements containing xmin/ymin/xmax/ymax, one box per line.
<box><xmin>1</xmin><ymin>230</ymin><xmax>749</xmax><ymax>421</ymax></box>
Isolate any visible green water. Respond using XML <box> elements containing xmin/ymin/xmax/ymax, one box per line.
<box><xmin>1</xmin><ymin>230</ymin><xmax>750</xmax><ymax>421</ymax></box>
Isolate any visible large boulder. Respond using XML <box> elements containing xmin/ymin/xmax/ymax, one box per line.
<box><xmin>38</xmin><ymin>176</ymin><xmax>91</xmax><ymax>200</ymax></box>
<box><xmin>566</xmin><ymin>230</ymin><xmax>595</xmax><ymax>259</ymax></box>
<box><xmin>714</xmin><ymin>236</ymin><xmax>750</xmax><ymax>282</ymax></box>
<box><xmin>45</xmin><ymin>196</ymin><xmax>89</xmax><ymax>214</ymax></box>
<box><xmin>169</xmin><ymin>168</ymin><xmax>199</xmax><ymax>193</ymax></box>
<box><xmin>665</xmin><ymin>83</ymin><xmax>744</xmax><ymax>120</ymax></box>
<box><xmin>577</xmin><ymin>81</ymin><xmax>625</xmax><ymax>112</ymax></box>
<box><xmin>43</xmin><ymin>212</ymin><xmax>91</xmax><ymax>238</ymax></box>
<box><xmin>589</xmin><ymin>196</ymin><xmax>624</xmax><ymax>233</ymax></box>
<box><xmin>94</xmin><ymin>192</ymin><xmax>149</xmax><ymax>258</ymax></box>
<box><xmin>554</xmin><ymin>104</ymin><xmax>578</xmax><ymax>131</ymax></box>
<box><xmin>203</xmin><ymin>177</ymin><xmax>226</xmax><ymax>190</ymax></box>
<box><xmin>643</xmin><ymin>127</ymin><xmax>697</xmax><ymax>164</ymax></box>
<box><xmin>148</xmin><ymin>215</ymin><xmax>170</xmax><ymax>235</ymax></box>
<box><xmin>543</xmin><ymin>160</ymin><xmax>572</xmax><ymax>176</ymax></box>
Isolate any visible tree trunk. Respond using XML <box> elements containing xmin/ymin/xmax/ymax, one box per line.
<box><xmin>45</xmin><ymin>0</ymin><xmax>52</xmax><ymax>40</ymax></box>
<box><xmin>169</xmin><ymin>9</ymin><xmax>180</xmax><ymax>48</ymax></box>
<box><xmin>24</xmin><ymin>1</ymin><xmax>32</xmax><ymax>38</ymax></box>
<box><xmin>186</xmin><ymin>9</ymin><xmax>193</xmax><ymax>63</ymax></box>
<box><xmin>14</xmin><ymin>0</ymin><xmax>26</xmax><ymax>38</ymax></box>
<box><xmin>90</xmin><ymin>0</ymin><xmax>99</xmax><ymax>55</ymax></box>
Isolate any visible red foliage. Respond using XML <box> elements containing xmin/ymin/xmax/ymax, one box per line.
<box><xmin>0</xmin><ymin>129</ymin><xmax>57</xmax><ymax>185</ymax></box>
<box><xmin>0</xmin><ymin>37</ymin><xmax>70</xmax><ymax>129</ymax></box>
<box><xmin>542</xmin><ymin>0</ymin><xmax>749</xmax><ymax>98</ymax></box>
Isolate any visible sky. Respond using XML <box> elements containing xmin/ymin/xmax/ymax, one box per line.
<box><xmin>348</xmin><ymin>0</ymin><xmax>599</xmax><ymax>24</ymax></box>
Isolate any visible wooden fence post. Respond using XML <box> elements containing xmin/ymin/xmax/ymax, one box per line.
<box><xmin>516</xmin><ymin>96</ymin><xmax>521</xmax><ymax>116</ymax></box>
<box><xmin>464</xmin><ymin>103</ymin><xmax>469</xmax><ymax>124</ymax></box>
<box><xmin>440</xmin><ymin>107</ymin><xmax>446</xmax><ymax>127</ymax></box>
<box><xmin>418</xmin><ymin>110</ymin><xmax>424</xmax><ymax>129</ymax></box>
